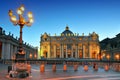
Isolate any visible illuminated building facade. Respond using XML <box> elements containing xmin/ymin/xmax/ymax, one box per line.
<box><xmin>40</xmin><ymin>26</ymin><xmax>100</xmax><ymax>59</ymax></box>
<box><xmin>100</xmin><ymin>33</ymin><xmax>120</xmax><ymax>61</ymax></box>
<box><xmin>0</xmin><ymin>27</ymin><xmax>38</xmax><ymax>60</ymax></box>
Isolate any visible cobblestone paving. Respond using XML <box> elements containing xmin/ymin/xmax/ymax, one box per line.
<box><xmin>0</xmin><ymin>64</ymin><xmax>120</xmax><ymax>80</ymax></box>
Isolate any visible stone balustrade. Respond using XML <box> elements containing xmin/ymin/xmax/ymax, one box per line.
<box><xmin>2</xmin><ymin>59</ymin><xmax>120</xmax><ymax>72</ymax></box>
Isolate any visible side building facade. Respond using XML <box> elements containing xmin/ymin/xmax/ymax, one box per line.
<box><xmin>0</xmin><ymin>27</ymin><xmax>38</xmax><ymax>60</ymax></box>
<box><xmin>100</xmin><ymin>33</ymin><xmax>120</xmax><ymax>61</ymax></box>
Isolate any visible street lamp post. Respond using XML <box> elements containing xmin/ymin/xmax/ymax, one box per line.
<box><xmin>8</xmin><ymin>5</ymin><xmax>33</xmax><ymax>78</ymax></box>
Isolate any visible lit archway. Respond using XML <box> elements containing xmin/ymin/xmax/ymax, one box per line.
<box><xmin>92</xmin><ymin>51</ymin><xmax>96</xmax><ymax>59</ymax></box>
<box><xmin>43</xmin><ymin>50</ymin><xmax>48</xmax><ymax>58</ymax></box>
<box><xmin>106</xmin><ymin>54</ymin><xmax>110</xmax><ymax>60</ymax></box>
<box><xmin>79</xmin><ymin>52</ymin><xmax>83</xmax><ymax>58</ymax></box>
<box><xmin>29</xmin><ymin>53</ymin><xmax>32</xmax><ymax>59</ymax></box>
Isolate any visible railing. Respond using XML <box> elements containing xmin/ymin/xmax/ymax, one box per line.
<box><xmin>1</xmin><ymin>59</ymin><xmax>119</xmax><ymax>65</ymax></box>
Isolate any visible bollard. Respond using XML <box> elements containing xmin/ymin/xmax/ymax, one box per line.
<box><xmin>63</xmin><ymin>64</ymin><xmax>67</xmax><ymax>72</ymax></box>
<box><xmin>115</xmin><ymin>65</ymin><xmax>119</xmax><ymax>72</ymax></box>
<box><xmin>27</xmin><ymin>64</ymin><xmax>31</xmax><ymax>73</ymax></box>
<box><xmin>40</xmin><ymin>64</ymin><xmax>45</xmax><ymax>73</ymax></box>
<box><xmin>94</xmin><ymin>65</ymin><xmax>98</xmax><ymax>71</ymax></box>
<box><xmin>119</xmin><ymin>65</ymin><xmax>120</xmax><ymax>72</ymax></box>
<box><xmin>84</xmin><ymin>65</ymin><xmax>88</xmax><ymax>71</ymax></box>
<box><xmin>93</xmin><ymin>63</ymin><xmax>98</xmax><ymax>71</ymax></box>
<box><xmin>104</xmin><ymin>65</ymin><xmax>109</xmax><ymax>71</ymax></box>
<box><xmin>52</xmin><ymin>64</ymin><xmax>56</xmax><ymax>72</ymax></box>
<box><xmin>74</xmin><ymin>64</ymin><xmax>78</xmax><ymax>71</ymax></box>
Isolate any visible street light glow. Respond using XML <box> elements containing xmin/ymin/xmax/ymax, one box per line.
<box><xmin>20</xmin><ymin>5</ymin><xmax>25</xmax><ymax>11</ymax></box>
<box><xmin>106</xmin><ymin>54</ymin><xmax>110</xmax><ymax>60</ymax></box>
<box><xmin>115</xmin><ymin>54</ymin><xmax>119</xmax><ymax>60</ymax></box>
<box><xmin>17</xmin><ymin>8</ymin><xmax>23</xmax><ymax>15</ymax></box>
<box><xmin>10</xmin><ymin>15</ymin><xmax>17</xmax><ymax>22</ymax></box>
<box><xmin>29</xmin><ymin>18</ymin><xmax>34</xmax><ymax>23</ymax></box>
<box><xmin>28</xmin><ymin>12</ymin><xmax>33</xmax><ymax>18</ymax></box>
<box><xmin>29</xmin><ymin>53</ymin><xmax>32</xmax><ymax>58</ymax></box>
<box><xmin>8</xmin><ymin>4</ymin><xmax>34</xmax><ymax>78</ymax></box>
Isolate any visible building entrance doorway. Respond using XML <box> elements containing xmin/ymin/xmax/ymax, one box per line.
<box><xmin>43</xmin><ymin>51</ymin><xmax>48</xmax><ymax>58</ymax></box>
<box><xmin>68</xmin><ymin>54</ymin><xmax>71</xmax><ymax>58</ymax></box>
<box><xmin>79</xmin><ymin>53</ymin><xmax>83</xmax><ymax>58</ymax></box>
<box><xmin>92</xmin><ymin>51</ymin><xmax>96</xmax><ymax>59</ymax></box>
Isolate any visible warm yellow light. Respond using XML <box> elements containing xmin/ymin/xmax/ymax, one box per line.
<box><xmin>28</xmin><ymin>12</ymin><xmax>33</xmax><ymax>18</ymax></box>
<box><xmin>21</xmin><ymin>51</ymin><xmax>25</xmax><ymax>54</ymax></box>
<box><xmin>103</xmin><ymin>53</ymin><xmax>105</xmax><ymax>57</ymax></box>
<box><xmin>34</xmin><ymin>54</ymin><xmax>37</xmax><ymax>58</ymax></box>
<box><xmin>17</xmin><ymin>8</ymin><xmax>22</xmax><ymax>15</ymax></box>
<box><xmin>20</xmin><ymin>5</ymin><xmax>25</xmax><ymax>11</ymax></box>
<box><xmin>101</xmin><ymin>55</ymin><xmax>103</xmax><ymax>59</ymax></box>
<box><xmin>11</xmin><ymin>15</ymin><xmax>17</xmax><ymax>22</ymax></box>
<box><xmin>106</xmin><ymin>55</ymin><xmax>110</xmax><ymax>60</ymax></box>
<box><xmin>29</xmin><ymin>54</ymin><xmax>32</xmax><ymax>58</ymax></box>
<box><xmin>115</xmin><ymin>54</ymin><xmax>119</xmax><ymax>60</ymax></box>
<box><xmin>29</xmin><ymin>18</ymin><xmax>34</xmax><ymax>23</ymax></box>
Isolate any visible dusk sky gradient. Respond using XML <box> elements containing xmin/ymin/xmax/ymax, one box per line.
<box><xmin>0</xmin><ymin>0</ymin><xmax>120</xmax><ymax>48</ymax></box>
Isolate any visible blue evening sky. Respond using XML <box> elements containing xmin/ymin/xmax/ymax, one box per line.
<box><xmin>0</xmin><ymin>0</ymin><xmax>120</xmax><ymax>48</ymax></box>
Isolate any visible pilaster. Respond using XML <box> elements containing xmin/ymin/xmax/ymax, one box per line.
<box><xmin>75</xmin><ymin>44</ymin><xmax>78</xmax><ymax>58</ymax></box>
<box><xmin>48</xmin><ymin>44</ymin><xmax>50</xmax><ymax>58</ymax></box>
<box><xmin>66</xmin><ymin>45</ymin><xmax>68</xmax><ymax>58</ymax></box>
<box><xmin>61</xmin><ymin>44</ymin><xmax>64</xmax><ymax>58</ymax></box>
<box><xmin>71</xmin><ymin>45</ymin><xmax>73</xmax><ymax>58</ymax></box>
<box><xmin>2</xmin><ymin>42</ymin><xmax>5</xmax><ymax>59</ymax></box>
<box><xmin>54</xmin><ymin>45</ymin><xmax>56</xmax><ymax>58</ymax></box>
<box><xmin>83</xmin><ymin>44</ymin><xmax>85</xmax><ymax>58</ymax></box>
<box><xmin>60</xmin><ymin>44</ymin><xmax>62</xmax><ymax>58</ymax></box>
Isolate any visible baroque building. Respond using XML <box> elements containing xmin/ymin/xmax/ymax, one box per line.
<box><xmin>0</xmin><ymin>27</ymin><xmax>38</xmax><ymax>60</ymax></box>
<box><xmin>100</xmin><ymin>33</ymin><xmax>120</xmax><ymax>61</ymax></box>
<box><xmin>40</xmin><ymin>26</ymin><xmax>100</xmax><ymax>59</ymax></box>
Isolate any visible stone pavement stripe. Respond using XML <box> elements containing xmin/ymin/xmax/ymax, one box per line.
<box><xmin>32</xmin><ymin>69</ymin><xmax>39</xmax><ymax>71</ymax></box>
<box><xmin>44</xmin><ymin>74</ymin><xmax>120</xmax><ymax>80</ymax></box>
<box><xmin>88</xmin><ymin>77</ymin><xmax>120</xmax><ymax>80</ymax></box>
<box><xmin>44</xmin><ymin>75</ymin><xmax>101</xmax><ymax>80</ymax></box>
<box><xmin>32</xmin><ymin>68</ymin><xmax>75</xmax><ymax>72</ymax></box>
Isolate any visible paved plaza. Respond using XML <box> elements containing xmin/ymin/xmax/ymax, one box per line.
<box><xmin>0</xmin><ymin>63</ymin><xmax>120</xmax><ymax>80</ymax></box>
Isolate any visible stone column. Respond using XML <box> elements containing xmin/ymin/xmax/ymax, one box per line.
<box><xmin>2</xmin><ymin>42</ymin><xmax>5</xmax><ymax>59</ymax></box>
<box><xmin>10</xmin><ymin>44</ymin><xmax>13</xmax><ymax>59</ymax></box>
<box><xmin>40</xmin><ymin>46</ymin><xmax>43</xmax><ymax>58</ymax></box>
<box><xmin>89</xmin><ymin>45</ymin><xmax>91</xmax><ymax>58</ymax></box>
<box><xmin>66</xmin><ymin>45</ymin><xmax>68</xmax><ymax>58</ymax></box>
<box><xmin>83</xmin><ymin>45</ymin><xmax>85</xmax><ymax>58</ymax></box>
<box><xmin>61</xmin><ymin>44</ymin><xmax>64</xmax><ymax>58</ymax></box>
<box><xmin>97</xmin><ymin>45</ymin><xmax>100</xmax><ymax>59</ymax></box>
<box><xmin>88</xmin><ymin>42</ymin><xmax>90</xmax><ymax>58</ymax></box>
<box><xmin>54</xmin><ymin>45</ymin><xmax>56</xmax><ymax>58</ymax></box>
<box><xmin>6</xmin><ymin>43</ymin><xmax>11</xmax><ymax>59</ymax></box>
<box><xmin>77</xmin><ymin>46</ymin><xmax>80</xmax><ymax>58</ymax></box>
<box><xmin>14</xmin><ymin>46</ymin><xmax>17</xmax><ymax>59</ymax></box>
<box><xmin>48</xmin><ymin>45</ymin><xmax>50</xmax><ymax>58</ymax></box>
<box><xmin>71</xmin><ymin>45</ymin><xmax>73</xmax><ymax>58</ymax></box>
<box><xmin>75</xmin><ymin>44</ymin><xmax>78</xmax><ymax>58</ymax></box>
<box><xmin>60</xmin><ymin>44</ymin><xmax>62</xmax><ymax>58</ymax></box>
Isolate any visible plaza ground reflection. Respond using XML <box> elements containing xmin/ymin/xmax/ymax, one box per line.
<box><xmin>31</xmin><ymin>64</ymin><xmax>120</xmax><ymax>80</ymax></box>
<box><xmin>0</xmin><ymin>63</ymin><xmax>120</xmax><ymax>80</ymax></box>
